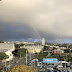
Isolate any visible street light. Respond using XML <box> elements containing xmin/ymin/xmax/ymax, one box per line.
<box><xmin>2</xmin><ymin>57</ymin><xmax>7</xmax><ymax>72</ymax></box>
<box><xmin>30</xmin><ymin>53</ymin><xmax>31</xmax><ymax>61</ymax></box>
<box><xmin>26</xmin><ymin>49</ymin><xmax>27</xmax><ymax>65</ymax></box>
<box><xmin>3</xmin><ymin>57</ymin><xmax>7</xmax><ymax>68</ymax></box>
<box><xmin>37</xmin><ymin>62</ymin><xmax>40</xmax><ymax>72</ymax></box>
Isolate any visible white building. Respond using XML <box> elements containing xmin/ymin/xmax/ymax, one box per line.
<box><xmin>22</xmin><ymin>45</ymin><xmax>44</xmax><ymax>53</ymax></box>
<box><xmin>4</xmin><ymin>41</ymin><xmax>34</xmax><ymax>45</ymax></box>
<box><xmin>42</xmin><ymin>38</ymin><xmax>45</xmax><ymax>45</ymax></box>
<box><xmin>0</xmin><ymin>43</ymin><xmax>15</xmax><ymax>61</ymax></box>
<box><xmin>27</xmin><ymin>45</ymin><xmax>43</xmax><ymax>53</ymax></box>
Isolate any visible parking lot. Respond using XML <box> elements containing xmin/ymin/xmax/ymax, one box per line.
<box><xmin>0</xmin><ymin>54</ymin><xmax>72</xmax><ymax>72</ymax></box>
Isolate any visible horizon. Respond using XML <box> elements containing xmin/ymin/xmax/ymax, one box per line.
<box><xmin>1</xmin><ymin>38</ymin><xmax>72</xmax><ymax>44</ymax></box>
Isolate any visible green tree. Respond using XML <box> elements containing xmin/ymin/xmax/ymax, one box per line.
<box><xmin>15</xmin><ymin>44</ymin><xmax>20</xmax><ymax>49</ymax></box>
<box><xmin>0</xmin><ymin>66</ymin><xmax>2</xmax><ymax>72</ymax></box>
<box><xmin>43</xmin><ymin>46</ymin><xmax>49</xmax><ymax>51</ymax></box>
<box><xmin>16</xmin><ymin>49</ymin><xmax>27</xmax><ymax>58</ymax></box>
<box><xmin>0</xmin><ymin>52</ymin><xmax>9</xmax><ymax>60</ymax></box>
<box><xmin>52</xmin><ymin>54</ymin><xmax>64</xmax><ymax>61</ymax></box>
<box><xmin>64</xmin><ymin>49</ymin><xmax>70</xmax><ymax>53</ymax></box>
<box><xmin>69</xmin><ymin>44</ymin><xmax>72</xmax><ymax>49</ymax></box>
<box><xmin>66</xmin><ymin>55</ymin><xmax>72</xmax><ymax>62</ymax></box>
<box><xmin>36</xmin><ymin>52</ymin><xmax>48</xmax><ymax>61</ymax></box>
<box><xmin>20</xmin><ymin>43</ymin><xmax>24</xmax><ymax>46</ymax></box>
<box><xmin>0</xmin><ymin>41</ymin><xmax>4</xmax><ymax>43</ymax></box>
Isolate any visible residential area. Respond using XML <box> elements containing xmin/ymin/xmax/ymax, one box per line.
<box><xmin>0</xmin><ymin>38</ymin><xmax>72</xmax><ymax>72</ymax></box>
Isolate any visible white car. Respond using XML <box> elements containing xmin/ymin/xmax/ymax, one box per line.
<box><xmin>16</xmin><ymin>60</ymin><xmax>19</xmax><ymax>63</ymax></box>
<box><xmin>56</xmin><ymin>65</ymin><xmax>63</xmax><ymax>70</ymax></box>
<box><xmin>49</xmin><ymin>67</ymin><xmax>53</xmax><ymax>71</ymax></box>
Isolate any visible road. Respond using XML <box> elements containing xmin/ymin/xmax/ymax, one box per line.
<box><xmin>10</xmin><ymin>53</ymin><xmax>36</xmax><ymax>69</ymax></box>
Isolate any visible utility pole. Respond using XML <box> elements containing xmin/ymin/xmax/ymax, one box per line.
<box><xmin>30</xmin><ymin>53</ymin><xmax>31</xmax><ymax>61</ymax></box>
<box><xmin>26</xmin><ymin>49</ymin><xmax>27</xmax><ymax>65</ymax></box>
<box><xmin>5</xmin><ymin>60</ymin><xmax>6</xmax><ymax>67</ymax></box>
<box><xmin>34</xmin><ymin>61</ymin><xmax>35</xmax><ymax>68</ymax></box>
<box><xmin>4</xmin><ymin>57</ymin><xmax>7</xmax><ymax>72</ymax></box>
<box><xmin>37</xmin><ymin>63</ymin><xmax>40</xmax><ymax>72</ymax></box>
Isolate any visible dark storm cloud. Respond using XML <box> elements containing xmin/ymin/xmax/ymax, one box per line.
<box><xmin>0</xmin><ymin>23</ymin><xmax>40</xmax><ymax>41</ymax></box>
<box><xmin>0</xmin><ymin>0</ymin><xmax>72</xmax><ymax>43</ymax></box>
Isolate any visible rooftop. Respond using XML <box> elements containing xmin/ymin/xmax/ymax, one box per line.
<box><xmin>0</xmin><ymin>49</ymin><xmax>8</xmax><ymax>52</ymax></box>
<box><xmin>0</xmin><ymin>43</ymin><xmax>14</xmax><ymax>50</ymax></box>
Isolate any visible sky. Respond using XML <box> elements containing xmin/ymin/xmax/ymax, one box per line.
<box><xmin>0</xmin><ymin>0</ymin><xmax>72</xmax><ymax>43</ymax></box>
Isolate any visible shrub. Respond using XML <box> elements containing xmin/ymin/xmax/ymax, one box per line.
<box><xmin>8</xmin><ymin>65</ymin><xmax>38</xmax><ymax>72</ymax></box>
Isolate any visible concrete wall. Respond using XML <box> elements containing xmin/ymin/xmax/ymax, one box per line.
<box><xmin>5</xmin><ymin>44</ymin><xmax>15</xmax><ymax>61</ymax></box>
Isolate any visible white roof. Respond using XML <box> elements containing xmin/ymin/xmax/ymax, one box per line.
<box><xmin>57</xmin><ymin>65</ymin><xmax>63</xmax><ymax>67</ymax></box>
<box><xmin>61</xmin><ymin>61</ymin><xmax>68</xmax><ymax>63</ymax></box>
<box><xmin>0</xmin><ymin>43</ymin><xmax>14</xmax><ymax>50</ymax></box>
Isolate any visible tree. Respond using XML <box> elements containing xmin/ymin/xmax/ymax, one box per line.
<box><xmin>0</xmin><ymin>41</ymin><xmax>4</xmax><ymax>43</ymax></box>
<box><xmin>52</xmin><ymin>54</ymin><xmax>64</xmax><ymax>61</ymax></box>
<box><xmin>69</xmin><ymin>44</ymin><xmax>72</xmax><ymax>49</ymax></box>
<box><xmin>20</xmin><ymin>43</ymin><xmax>24</xmax><ymax>46</ymax></box>
<box><xmin>36</xmin><ymin>52</ymin><xmax>48</xmax><ymax>61</ymax></box>
<box><xmin>0</xmin><ymin>66</ymin><xmax>2</xmax><ymax>70</ymax></box>
<box><xmin>0</xmin><ymin>66</ymin><xmax>2</xmax><ymax>72</ymax></box>
<box><xmin>15</xmin><ymin>44</ymin><xmax>20</xmax><ymax>49</ymax></box>
<box><xmin>64</xmin><ymin>49</ymin><xmax>70</xmax><ymax>53</ymax></box>
<box><xmin>0</xmin><ymin>52</ymin><xmax>9</xmax><ymax>60</ymax></box>
<box><xmin>16</xmin><ymin>49</ymin><xmax>28</xmax><ymax>58</ymax></box>
<box><xmin>43</xmin><ymin>46</ymin><xmax>49</xmax><ymax>51</ymax></box>
<box><xmin>8</xmin><ymin>65</ymin><xmax>38</xmax><ymax>72</ymax></box>
<box><xmin>66</xmin><ymin>55</ymin><xmax>72</xmax><ymax>62</ymax></box>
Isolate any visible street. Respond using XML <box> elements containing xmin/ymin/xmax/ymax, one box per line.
<box><xmin>10</xmin><ymin>53</ymin><xmax>36</xmax><ymax>69</ymax></box>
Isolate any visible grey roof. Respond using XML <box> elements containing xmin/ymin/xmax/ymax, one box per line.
<box><xmin>0</xmin><ymin>43</ymin><xmax>14</xmax><ymax>50</ymax></box>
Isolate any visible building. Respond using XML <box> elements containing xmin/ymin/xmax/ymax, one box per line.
<box><xmin>20</xmin><ymin>45</ymin><xmax>44</xmax><ymax>53</ymax></box>
<box><xmin>4</xmin><ymin>41</ymin><xmax>34</xmax><ymax>45</ymax></box>
<box><xmin>26</xmin><ymin>45</ymin><xmax>44</xmax><ymax>53</ymax></box>
<box><xmin>49</xmin><ymin>47</ymin><xmax>53</xmax><ymax>51</ymax></box>
<box><xmin>42</xmin><ymin>38</ymin><xmax>45</xmax><ymax>45</ymax></box>
<box><xmin>54</xmin><ymin>48</ymin><xmax>64</xmax><ymax>54</ymax></box>
<box><xmin>0</xmin><ymin>43</ymin><xmax>15</xmax><ymax>61</ymax></box>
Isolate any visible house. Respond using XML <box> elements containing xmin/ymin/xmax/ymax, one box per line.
<box><xmin>54</xmin><ymin>48</ymin><xmax>64</xmax><ymax>54</ymax></box>
<box><xmin>49</xmin><ymin>47</ymin><xmax>53</xmax><ymax>51</ymax></box>
<box><xmin>0</xmin><ymin>43</ymin><xmax>15</xmax><ymax>61</ymax></box>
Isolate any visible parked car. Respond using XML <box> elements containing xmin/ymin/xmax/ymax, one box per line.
<box><xmin>56</xmin><ymin>65</ymin><xmax>63</xmax><ymax>70</ymax></box>
<box><xmin>53</xmin><ymin>65</ymin><xmax>57</xmax><ymax>69</ymax></box>
<box><xmin>15</xmin><ymin>60</ymin><xmax>19</xmax><ymax>63</ymax></box>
